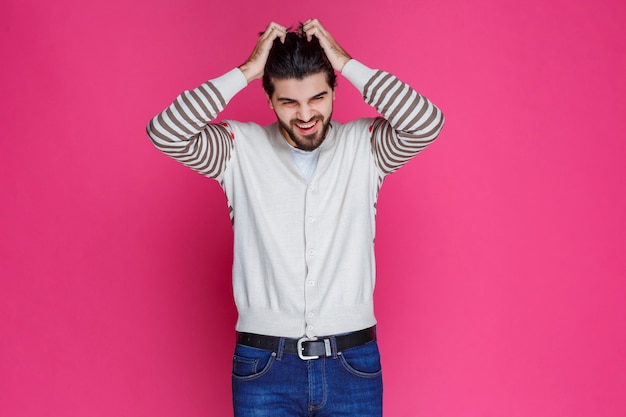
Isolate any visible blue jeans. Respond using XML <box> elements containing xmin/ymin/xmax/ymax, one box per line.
<box><xmin>232</xmin><ymin>339</ymin><xmax>383</xmax><ymax>416</ymax></box>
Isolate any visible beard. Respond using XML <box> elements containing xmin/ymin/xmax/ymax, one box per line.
<box><xmin>277</xmin><ymin>113</ymin><xmax>332</xmax><ymax>152</ymax></box>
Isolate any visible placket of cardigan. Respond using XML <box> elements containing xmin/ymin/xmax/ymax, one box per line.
<box><xmin>303</xmin><ymin>181</ymin><xmax>320</xmax><ymax>338</ymax></box>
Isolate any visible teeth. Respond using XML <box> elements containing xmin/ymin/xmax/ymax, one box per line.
<box><xmin>297</xmin><ymin>121</ymin><xmax>316</xmax><ymax>129</ymax></box>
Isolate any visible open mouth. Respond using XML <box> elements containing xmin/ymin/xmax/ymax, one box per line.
<box><xmin>295</xmin><ymin>120</ymin><xmax>318</xmax><ymax>135</ymax></box>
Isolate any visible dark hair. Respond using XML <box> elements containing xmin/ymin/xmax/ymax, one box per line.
<box><xmin>262</xmin><ymin>29</ymin><xmax>336</xmax><ymax>97</ymax></box>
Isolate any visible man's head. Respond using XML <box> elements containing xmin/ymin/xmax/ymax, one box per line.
<box><xmin>262</xmin><ymin>30</ymin><xmax>336</xmax><ymax>97</ymax></box>
<box><xmin>263</xmin><ymin>29</ymin><xmax>337</xmax><ymax>151</ymax></box>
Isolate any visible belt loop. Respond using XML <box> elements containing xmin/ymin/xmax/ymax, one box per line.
<box><xmin>330</xmin><ymin>336</ymin><xmax>339</xmax><ymax>359</ymax></box>
<box><xmin>276</xmin><ymin>337</ymin><xmax>285</xmax><ymax>361</ymax></box>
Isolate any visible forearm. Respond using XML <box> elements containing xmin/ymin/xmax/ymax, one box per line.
<box><xmin>146</xmin><ymin>68</ymin><xmax>247</xmax><ymax>178</ymax></box>
<box><xmin>342</xmin><ymin>60</ymin><xmax>445</xmax><ymax>174</ymax></box>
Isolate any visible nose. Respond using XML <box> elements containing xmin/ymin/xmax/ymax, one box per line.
<box><xmin>297</xmin><ymin>104</ymin><xmax>313</xmax><ymax>122</ymax></box>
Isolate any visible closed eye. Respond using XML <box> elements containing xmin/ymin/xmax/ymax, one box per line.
<box><xmin>310</xmin><ymin>92</ymin><xmax>327</xmax><ymax>102</ymax></box>
<box><xmin>278</xmin><ymin>99</ymin><xmax>297</xmax><ymax>106</ymax></box>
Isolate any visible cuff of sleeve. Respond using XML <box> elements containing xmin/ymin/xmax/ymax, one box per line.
<box><xmin>341</xmin><ymin>59</ymin><xmax>378</xmax><ymax>94</ymax></box>
<box><xmin>209</xmin><ymin>68</ymin><xmax>249</xmax><ymax>104</ymax></box>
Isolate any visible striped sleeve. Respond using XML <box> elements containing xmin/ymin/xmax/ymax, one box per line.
<box><xmin>146</xmin><ymin>69</ymin><xmax>247</xmax><ymax>179</ymax></box>
<box><xmin>363</xmin><ymin>70</ymin><xmax>444</xmax><ymax>175</ymax></box>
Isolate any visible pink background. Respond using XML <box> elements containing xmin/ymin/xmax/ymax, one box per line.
<box><xmin>2</xmin><ymin>0</ymin><xmax>625</xmax><ymax>416</ymax></box>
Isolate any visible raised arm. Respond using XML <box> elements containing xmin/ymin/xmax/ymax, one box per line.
<box><xmin>361</xmin><ymin>67</ymin><xmax>444</xmax><ymax>175</ymax></box>
<box><xmin>303</xmin><ymin>19</ymin><xmax>444</xmax><ymax>175</ymax></box>
<box><xmin>146</xmin><ymin>22</ymin><xmax>287</xmax><ymax>179</ymax></box>
<box><xmin>146</xmin><ymin>75</ymin><xmax>238</xmax><ymax>179</ymax></box>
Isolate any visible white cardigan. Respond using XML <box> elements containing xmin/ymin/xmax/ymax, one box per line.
<box><xmin>148</xmin><ymin>60</ymin><xmax>444</xmax><ymax>337</ymax></box>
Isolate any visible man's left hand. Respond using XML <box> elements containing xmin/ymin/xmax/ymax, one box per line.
<box><xmin>302</xmin><ymin>19</ymin><xmax>352</xmax><ymax>72</ymax></box>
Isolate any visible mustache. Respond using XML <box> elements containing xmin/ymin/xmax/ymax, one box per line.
<box><xmin>290</xmin><ymin>115</ymin><xmax>324</xmax><ymax>124</ymax></box>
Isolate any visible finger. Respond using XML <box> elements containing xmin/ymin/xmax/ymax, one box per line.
<box><xmin>304</xmin><ymin>18</ymin><xmax>320</xmax><ymax>27</ymax></box>
<box><xmin>265</xmin><ymin>22</ymin><xmax>284</xmax><ymax>31</ymax></box>
<box><xmin>302</xmin><ymin>19</ymin><xmax>322</xmax><ymax>31</ymax></box>
<box><xmin>261</xmin><ymin>22</ymin><xmax>274</xmax><ymax>38</ymax></box>
<box><xmin>302</xmin><ymin>25</ymin><xmax>317</xmax><ymax>42</ymax></box>
<box><xmin>262</xmin><ymin>22</ymin><xmax>286</xmax><ymax>39</ymax></box>
<box><xmin>302</xmin><ymin>20</ymin><xmax>327</xmax><ymax>41</ymax></box>
<box><xmin>273</xmin><ymin>26</ymin><xmax>287</xmax><ymax>41</ymax></box>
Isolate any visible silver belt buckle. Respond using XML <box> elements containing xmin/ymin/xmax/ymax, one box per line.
<box><xmin>297</xmin><ymin>336</ymin><xmax>319</xmax><ymax>360</ymax></box>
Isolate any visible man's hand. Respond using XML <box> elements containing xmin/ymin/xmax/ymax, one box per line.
<box><xmin>301</xmin><ymin>19</ymin><xmax>351</xmax><ymax>72</ymax></box>
<box><xmin>239</xmin><ymin>22</ymin><xmax>287</xmax><ymax>83</ymax></box>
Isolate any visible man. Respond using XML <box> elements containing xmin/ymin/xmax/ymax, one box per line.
<box><xmin>147</xmin><ymin>19</ymin><xmax>444</xmax><ymax>417</ymax></box>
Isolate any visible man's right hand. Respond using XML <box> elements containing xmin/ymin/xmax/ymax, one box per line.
<box><xmin>238</xmin><ymin>22</ymin><xmax>287</xmax><ymax>83</ymax></box>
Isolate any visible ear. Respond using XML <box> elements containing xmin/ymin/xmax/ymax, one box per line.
<box><xmin>266</xmin><ymin>93</ymin><xmax>274</xmax><ymax>110</ymax></box>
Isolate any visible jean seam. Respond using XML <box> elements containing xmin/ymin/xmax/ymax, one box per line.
<box><xmin>338</xmin><ymin>354</ymin><xmax>382</xmax><ymax>379</ymax></box>
<box><xmin>232</xmin><ymin>352</ymin><xmax>277</xmax><ymax>382</ymax></box>
<box><xmin>307</xmin><ymin>357</ymin><xmax>328</xmax><ymax>412</ymax></box>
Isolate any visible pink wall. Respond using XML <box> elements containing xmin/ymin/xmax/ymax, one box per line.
<box><xmin>2</xmin><ymin>0</ymin><xmax>625</xmax><ymax>416</ymax></box>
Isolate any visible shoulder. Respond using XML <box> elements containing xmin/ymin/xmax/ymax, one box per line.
<box><xmin>217</xmin><ymin>120</ymin><xmax>268</xmax><ymax>140</ymax></box>
<box><xmin>332</xmin><ymin>118</ymin><xmax>378</xmax><ymax>139</ymax></box>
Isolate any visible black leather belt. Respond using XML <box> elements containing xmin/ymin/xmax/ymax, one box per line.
<box><xmin>236</xmin><ymin>326</ymin><xmax>376</xmax><ymax>360</ymax></box>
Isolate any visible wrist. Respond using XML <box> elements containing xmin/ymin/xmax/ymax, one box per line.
<box><xmin>239</xmin><ymin>60</ymin><xmax>266</xmax><ymax>84</ymax></box>
<box><xmin>238</xmin><ymin>63</ymin><xmax>255</xmax><ymax>84</ymax></box>
<box><xmin>336</xmin><ymin>56</ymin><xmax>351</xmax><ymax>73</ymax></box>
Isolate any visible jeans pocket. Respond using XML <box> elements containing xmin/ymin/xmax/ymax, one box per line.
<box><xmin>339</xmin><ymin>340</ymin><xmax>383</xmax><ymax>378</ymax></box>
<box><xmin>232</xmin><ymin>344</ymin><xmax>276</xmax><ymax>381</ymax></box>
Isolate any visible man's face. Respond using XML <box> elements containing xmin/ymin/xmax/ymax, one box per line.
<box><xmin>267</xmin><ymin>72</ymin><xmax>335</xmax><ymax>151</ymax></box>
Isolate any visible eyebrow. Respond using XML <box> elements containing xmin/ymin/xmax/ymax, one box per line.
<box><xmin>277</xmin><ymin>91</ymin><xmax>329</xmax><ymax>103</ymax></box>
